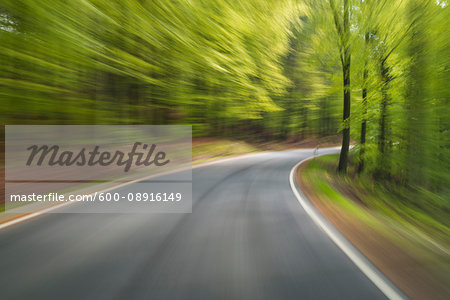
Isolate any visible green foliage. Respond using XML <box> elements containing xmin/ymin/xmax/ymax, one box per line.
<box><xmin>317</xmin><ymin>0</ymin><xmax>449</xmax><ymax>190</ymax></box>
<box><xmin>303</xmin><ymin>154</ymin><xmax>450</xmax><ymax>257</ymax></box>
<box><xmin>0</xmin><ymin>0</ymin><xmax>301</xmax><ymax>127</ymax></box>
<box><xmin>1</xmin><ymin>0</ymin><xmax>448</xmax><ymax>192</ymax></box>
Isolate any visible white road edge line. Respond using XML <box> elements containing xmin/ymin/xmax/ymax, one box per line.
<box><xmin>289</xmin><ymin>155</ymin><xmax>407</xmax><ymax>300</ymax></box>
<box><xmin>0</xmin><ymin>151</ymin><xmax>265</xmax><ymax>231</ymax></box>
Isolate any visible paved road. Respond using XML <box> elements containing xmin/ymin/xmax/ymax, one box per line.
<box><xmin>1</xmin><ymin>149</ymin><xmax>390</xmax><ymax>299</ymax></box>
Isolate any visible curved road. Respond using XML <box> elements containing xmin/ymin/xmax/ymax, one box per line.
<box><xmin>1</xmin><ymin>149</ymin><xmax>393</xmax><ymax>299</ymax></box>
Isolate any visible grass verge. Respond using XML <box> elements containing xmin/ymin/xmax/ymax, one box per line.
<box><xmin>298</xmin><ymin>154</ymin><xmax>449</xmax><ymax>300</ymax></box>
<box><xmin>192</xmin><ymin>138</ymin><xmax>260</xmax><ymax>163</ymax></box>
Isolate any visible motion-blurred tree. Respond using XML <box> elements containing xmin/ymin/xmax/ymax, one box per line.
<box><xmin>1</xmin><ymin>0</ymin><xmax>448</xmax><ymax>195</ymax></box>
<box><xmin>329</xmin><ymin>0</ymin><xmax>352</xmax><ymax>173</ymax></box>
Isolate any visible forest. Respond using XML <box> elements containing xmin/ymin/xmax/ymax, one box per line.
<box><xmin>0</xmin><ymin>0</ymin><xmax>449</xmax><ymax>193</ymax></box>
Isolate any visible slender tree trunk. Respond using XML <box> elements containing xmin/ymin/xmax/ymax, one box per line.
<box><xmin>358</xmin><ymin>33</ymin><xmax>369</xmax><ymax>173</ymax></box>
<box><xmin>378</xmin><ymin>90</ymin><xmax>387</xmax><ymax>154</ymax></box>
<box><xmin>377</xmin><ymin>58</ymin><xmax>391</xmax><ymax>178</ymax></box>
<box><xmin>338</xmin><ymin>58</ymin><xmax>351</xmax><ymax>172</ymax></box>
<box><xmin>338</xmin><ymin>0</ymin><xmax>351</xmax><ymax>173</ymax></box>
<box><xmin>358</xmin><ymin>87</ymin><xmax>367</xmax><ymax>172</ymax></box>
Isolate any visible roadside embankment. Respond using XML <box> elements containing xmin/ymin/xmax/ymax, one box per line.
<box><xmin>297</xmin><ymin>154</ymin><xmax>449</xmax><ymax>300</ymax></box>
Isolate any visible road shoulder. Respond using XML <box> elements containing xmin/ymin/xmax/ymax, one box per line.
<box><xmin>296</xmin><ymin>158</ymin><xmax>449</xmax><ymax>300</ymax></box>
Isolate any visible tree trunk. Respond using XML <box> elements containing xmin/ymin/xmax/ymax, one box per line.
<box><xmin>338</xmin><ymin>0</ymin><xmax>351</xmax><ymax>173</ymax></box>
<box><xmin>358</xmin><ymin>33</ymin><xmax>369</xmax><ymax>173</ymax></box>
<box><xmin>338</xmin><ymin>58</ymin><xmax>351</xmax><ymax>172</ymax></box>
<box><xmin>377</xmin><ymin>58</ymin><xmax>391</xmax><ymax>178</ymax></box>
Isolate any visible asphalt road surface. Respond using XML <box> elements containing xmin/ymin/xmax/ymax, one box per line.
<box><xmin>1</xmin><ymin>148</ymin><xmax>393</xmax><ymax>299</ymax></box>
